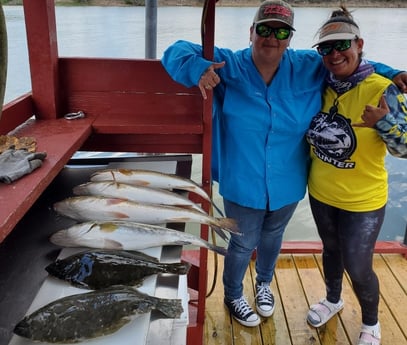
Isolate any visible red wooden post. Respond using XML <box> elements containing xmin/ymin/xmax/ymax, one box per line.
<box><xmin>198</xmin><ymin>0</ymin><xmax>216</xmax><ymax>330</ymax></box>
<box><xmin>23</xmin><ymin>0</ymin><xmax>60</xmax><ymax>119</ymax></box>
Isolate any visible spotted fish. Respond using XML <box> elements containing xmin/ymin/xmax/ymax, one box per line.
<box><xmin>14</xmin><ymin>285</ymin><xmax>183</xmax><ymax>343</ymax></box>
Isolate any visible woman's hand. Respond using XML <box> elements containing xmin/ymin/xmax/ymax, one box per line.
<box><xmin>393</xmin><ymin>72</ymin><xmax>407</xmax><ymax>94</ymax></box>
<box><xmin>353</xmin><ymin>95</ymin><xmax>389</xmax><ymax>128</ymax></box>
<box><xmin>198</xmin><ymin>61</ymin><xmax>226</xmax><ymax>99</ymax></box>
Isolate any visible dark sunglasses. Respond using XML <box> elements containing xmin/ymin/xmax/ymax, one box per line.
<box><xmin>317</xmin><ymin>40</ymin><xmax>353</xmax><ymax>56</ymax></box>
<box><xmin>255</xmin><ymin>24</ymin><xmax>291</xmax><ymax>40</ymax></box>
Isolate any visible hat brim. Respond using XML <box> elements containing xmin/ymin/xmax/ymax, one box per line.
<box><xmin>312</xmin><ymin>33</ymin><xmax>357</xmax><ymax>47</ymax></box>
<box><xmin>254</xmin><ymin>18</ymin><xmax>296</xmax><ymax>31</ymax></box>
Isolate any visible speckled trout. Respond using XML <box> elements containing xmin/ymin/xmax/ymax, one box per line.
<box><xmin>50</xmin><ymin>221</ymin><xmax>228</xmax><ymax>256</ymax></box>
<box><xmin>73</xmin><ymin>181</ymin><xmax>206</xmax><ymax>214</ymax></box>
<box><xmin>14</xmin><ymin>286</ymin><xmax>183</xmax><ymax>343</ymax></box>
<box><xmin>53</xmin><ymin>196</ymin><xmax>239</xmax><ymax>241</ymax></box>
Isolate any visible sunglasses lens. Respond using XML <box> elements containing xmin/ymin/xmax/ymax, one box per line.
<box><xmin>275</xmin><ymin>28</ymin><xmax>291</xmax><ymax>40</ymax></box>
<box><xmin>317</xmin><ymin>40</ymin><xmax>352</xmax><ymax>56</ymax></box>
<box><xmin>255</xmin><ymin>24</ymin><xmax>291</xmax><ymax>40</ymax></box>
<box><xmin>335</xmin><ymin>40</ymin><xmax>352</xmax><ymax>51</ymax></box>
<box><xmin>317</xmin><ymin>45</ymin><xmax>332</xmax><ymax>56</ymax></box>
<box><xmin>256</xmin><ymin>24</ymin><xmax>271</xmax><ymax>37</ymax></box>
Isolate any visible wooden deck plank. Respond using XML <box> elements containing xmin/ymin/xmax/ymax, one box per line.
<box><xmin>373</xmin><ymin>255</ymin><xmax>407</xmax><ymax>342</ymax></box>
<box><xmin>257</xmin><ymin>262</ymin><xmax>292</xmax><ymax>345</ymax></box>
<box><xmin>294</xmin><ymin>255</ymin><xmax>350</xmax><ymax>345</ymax></box>
<box><xmin>275</xmin><ymin>254</ymin><xmax>321</xmax><ymax>345</ymax></box>
<box><xmin>205</xmin><ymin>252</ymin><xmax>233</xmax><ymax>345</ymax></box>
<box><xmin>314</xmin><ymin>255</ymin><xmax>364</xmax><ymax>344</ymax></box>
<box><xmin>382</xmin><ymin>254</ymin><xmax>407</xmax><ymax>294</ymax></box>
<box><xmin>229</xmin><ymin>261</ymin><xmax>263</xmax><ymax>344</ymax></box>
<box><xmin>203</xmin><ymin>253</ymin><xmax>407</xmax><ymax>345</ymax></box>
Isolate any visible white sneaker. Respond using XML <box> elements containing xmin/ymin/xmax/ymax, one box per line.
<box><xmin>255</xmin><ymin>282</ymin><xmax>275</xmax><ymax>317</ymax></box>
<box><xmin>224</xmin><ymin>296</ymin><xmax>260</xmax><ymax>327</ymax></box>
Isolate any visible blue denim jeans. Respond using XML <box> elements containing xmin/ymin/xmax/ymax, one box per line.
<box><xmin>222</xmin><ymin>199</ymin><xmax>298</xmax><ymax>301</ymax></box>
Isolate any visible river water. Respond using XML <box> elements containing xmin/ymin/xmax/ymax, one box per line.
<box><xmin>2</xmin><ymin>5</ymin><xmax>407</xmax><ymax>241</ymax></box>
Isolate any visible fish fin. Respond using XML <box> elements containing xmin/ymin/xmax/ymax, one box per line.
<box><xmin>182</xmin><ymin>186</ymin><xmax>211</xmax><ymax>202</ymax></box>
<box><xmin>106</xmin><ymin>198</ymin><xmax>127</xmax><ymax>205</ymax></box>
<box><xmin>166</xmin><ymin>262</ymin><xmax>191</xmax><ymax>275</ymax></box>
<box><xmin>102</xmin><ymin>239</ymin><xmax>124</xmax><ymax>249</ymax></box>
<box><xmin>216</xmin><ymin>217</ymin><xmax>241</xmax><ymax>235</ymax></box>
<box><xmin>134</xmin><ymin>281</ymin><xmax>144</xmax><ymax>288</ymax></box>
<box><xmin>131</xmin><ymin>179</ymin><xmax>151</xmax><ymax>187</ymax></box>
<box><xmin>108</xmin><ymin>211</ymin><xmax>129</xmax><ymax>219</ymax></box>
<box><xmin>126</xmin><ymin>250</ymin><xmax>159</xmax><ymax>262</ymax></box>
<box><xmin>155</xmin><ymin>298</ymin><xmax>184</xmax><ymax>319</ymax></box>
<box><xmin>176</xmin><ymin>204</ymin><xmax>207</xmax><ymax>214</ymax></box>
<box><xmin>174</xmin><ymin>240</ymin><xmax>192</xmax><ymax>246</ymax></box>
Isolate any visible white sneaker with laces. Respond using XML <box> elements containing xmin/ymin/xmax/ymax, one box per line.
<box><xmin>224</xmin><ymin>296</ymin><xmax>260</xmax><ymax>327</ymax></box>
<box><xmin>255</xmin><ymin>282</ymin><xmax>275</xmax><ymax>317</ymax></box>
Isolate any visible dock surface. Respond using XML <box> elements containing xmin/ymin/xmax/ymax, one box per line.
<box><xmin>204</xmin><ymin>253</ymin><xmax>407</xmax><ymax>345</ymax></box>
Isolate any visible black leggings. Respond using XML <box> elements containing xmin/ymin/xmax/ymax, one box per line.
<box><xmin>309</xmin><ymin>194</ymin><xmax>385</xmax><ymax>326</ymax></box>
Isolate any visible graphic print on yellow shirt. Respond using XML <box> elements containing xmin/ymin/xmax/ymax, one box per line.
<box><xmin>307</xmin><ymin>105</ymin><xmax>357</xmax><ymax>169</ymax></box>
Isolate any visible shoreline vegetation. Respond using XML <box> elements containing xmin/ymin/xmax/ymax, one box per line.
<box><xmin>2</xmin><ymin>0</ymin><xmax>407</xmax><ymax>7</ymax></box>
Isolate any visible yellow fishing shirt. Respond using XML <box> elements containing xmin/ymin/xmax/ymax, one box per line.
<box><xmin>307</xmin><ymin>73</ymin><xmax>392</xmax><ymax>212</ymax></box>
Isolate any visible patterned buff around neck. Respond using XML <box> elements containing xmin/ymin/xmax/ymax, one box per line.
<box><xmin>326</xmin><ymin>60</ymin><xmax>375</xmax><ymax>95</ymax></box>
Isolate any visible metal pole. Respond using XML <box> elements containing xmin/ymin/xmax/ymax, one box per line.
<box><xmin>145</xmin><ymin>0</ymin><xmax>157</xmax><ymax>59</ymax></box>
<box><xmin>0</xmin><ymin>4</ymin><xmax>7</xmax><ymax>119</ymax></box>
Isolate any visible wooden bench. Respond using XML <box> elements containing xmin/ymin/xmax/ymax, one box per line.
<box><xmin>0</xmin><ymin>96</ymin><xmax>93</xmax><ymax>242</ymax></box>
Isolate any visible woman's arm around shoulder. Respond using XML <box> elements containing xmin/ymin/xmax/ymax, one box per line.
<box><xmin>355</xmin><ymin>84</ymin><xmax>407</xmax><ymax>158</ymax></box>
<box><xmin>370</xmin><ymin>61</ymin><xmax>407</xmax><ymax>93</ymax></box>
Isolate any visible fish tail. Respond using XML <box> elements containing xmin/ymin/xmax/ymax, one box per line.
<box><xmin>206</xmin><ymin>242</ymin><xmax>228</xmax><ymax>256</ymax></box>
<box><xmin>165</xmin><ymin>262</ymin><xmax>191</xmax><ymax>275</ymax></box>
<box><xmin>211</xmin><ymin>226</ymin><xmax>230</xmax><ymax>242</ymax></box>
<box><xmin>155</xmin><ymin>298</ymin><xmax>184</xmax><ymax>319</ymax></box>
<box><xmin>216</xmin><ymin>217</ymin><xmax>241</xmax><ymax>235</ymax></box>
<box><xmin>72</xmin><ymin>185</ymin><xmax>84</xmax><ymax>195</ymax></box>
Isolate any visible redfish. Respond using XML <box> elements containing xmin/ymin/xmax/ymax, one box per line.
<box><xmin>50</xmin><ymin>220</ymin><xmax>228</xmax><ymax>256</ymax></box>
<box><xmin>73</xmin><ymin>181</ymin><xmax>206</xmax><ymax>214</ymax></box>
<box><xmin>90</xmin><ymin>169</ymin><xmax>210</xmax><ymax>201</ymax></box>
<box><xmin>90</xmin><ymin>168</ymin><xmax>224</xmax><ymax>216</ymax></box>
<box><xmin>53</xmin><ymin>196</ymin><xmax>239</xmax><ymax>241</ymax></box>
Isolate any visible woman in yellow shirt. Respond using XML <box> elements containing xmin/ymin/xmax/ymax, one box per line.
<box><xmin>305</xmin><ymin>7</ymin><xmax>407</xmax><ymax>345</ymax></box>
